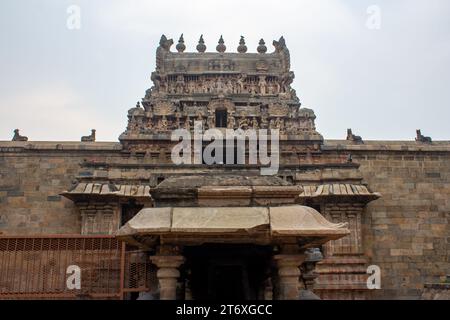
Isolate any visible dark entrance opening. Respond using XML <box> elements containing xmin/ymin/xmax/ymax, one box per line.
<box><xmin>121</xmin><ymin>200</ymin><xmax>143</xmax><ymax>226</ymax></box>
<box><xmin>184</xmin><ymin>244</ymin><xmax>271</xmax><ymax>300</ymax></box>
<box><xmin>215</xmin><ymin>109</ymin><xmax>228</xmax><ymax>128</ymax></box>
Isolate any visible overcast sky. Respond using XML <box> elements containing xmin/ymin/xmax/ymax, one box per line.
<box><xmin>0</xmin><ymin>0</ymin><xmax>449</xmax><ymax>141</ymax></box>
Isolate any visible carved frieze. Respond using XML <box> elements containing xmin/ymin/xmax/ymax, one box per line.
<box><xmin>153</xmin><ymin>101</ymin><xmax>176</xmax><ymax>116</ymax></box>
<box><xmin>152</xmin><ymin>73</ymin><xmax>291</xmax><ymax>98</ymax></box>
<box><xmin>256</xmin><ymin>60</ymin><xmax>269</xmax><ymax>72</ymax></box>
<box><xmin>235</xmin><ymin>105</ymin><xmax>259</xmax><ymax>117</ymax></box>
<box><xmin>185</xmin><ymin>104</ymin><xmax>208</xmax><ymax>117</ymax></box>
<box><xmin>208</xmin><ymin>59</ymin><xmax>236</xmax><ymax>71</ymax></box>
<box><xmin>207</xmin><ymin>99</ymin><xmax>235</xmax><ymax>113</ymax></box>
<box><xmin>269</xmin><ymin>103</ymin><xmax>289</xmax><ymax>117</ymax></box>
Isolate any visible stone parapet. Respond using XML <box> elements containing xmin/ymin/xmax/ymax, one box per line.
<box><xmin>0</xmin><ymin>141</ymin><xmax>122</xmax><ymax>151</ymax></box>
<box><xmin>323</xmin><ymin>140</ymin><xmax>450</xmax><ymax>152</ymax></box>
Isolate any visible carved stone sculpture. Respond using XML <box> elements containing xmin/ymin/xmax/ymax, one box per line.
<box><xmin>156</xmin><ymin>35</ymin><xmax>174</xmax><ymax>72</ymax></box>
<box><xmin>227</xmin><ymin>114</ymin><xmax>236</xmax><ymax>129</ymax></box>
<box><xmin>12</xmin><ymin>129</ymin><xmax>28</xmax><ymax>142</ymax></box>
<box><xmin>81</xmin><ymin>129</ymin><xmax>96</xmax><ymax>142</ymax></box>
<box><xmin>347</xmin><ymin>129</ymin><xmax>363</xmax><ymax>144</ymax></box>
<box><xmin>251</xmin><ymin>117</ymin><xmax>259</xmax><ymax>129</ymax></box>
<box><xmin>416</xmin><ymin>130</ymin><xmax>432</xmax><ymax>143</ymax></box>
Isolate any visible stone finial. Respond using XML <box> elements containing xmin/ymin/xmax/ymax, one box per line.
<box><xmin>346</xmin><ymin>129</ymin><xmax>363</xmax><ymax>144</ymax></box>
<box><xmin>81</xmin><ymin>129</ymin><xmax>96</xmax><ymax>142</ymax></box>
<box><xmin>176</xmin><ymin>34</ymin><xmax>186</xmax><ymax>53</ymax></box>
<box><xmin>216</xmin><ymin>35</ymin><xmax>226</xmax><ymax>53</ymax></box>
<box><xmin>237</xmin><ymin>36</ymin><xmax>247</xmax><ymax>53</ymax></box>
<box><xmin>416</xmin><ymin>129</ymin><xmax>432</xmax><ymax>143</ymax></box>
<box><xmin>196</xmin><ymin>35</ymin><xmax>206</xmax><ymax>53</ymax></box>
<box><xmin>257</xmin><ymin>39</ymin><xmax>267</xmax><ymax>54</ymax></box>
<box><xmin>12</xmin><ymin>129</ymin><xmax>28</xmax><ymax>142</ymax></box>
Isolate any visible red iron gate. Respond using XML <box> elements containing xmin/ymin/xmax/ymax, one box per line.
<box><xmin>0</xmin><ymin>235</ymin><xmax>154</xmax><ymax>300</ymax></box>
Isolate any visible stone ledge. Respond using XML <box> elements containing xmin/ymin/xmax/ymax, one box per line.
<box><xmin>2</xmin><ymin>140</ymin><xmax>450</xmax><ymax>153</ymax></box>
<box><xmin>323</xmin><ymin>140</ymin><xmax>450</xmax><ymax>152</ymax></box>
<box><xmin>0</xmin><ymin>141</ymin><xmax>122</xmax><ymax>151</ymax></box>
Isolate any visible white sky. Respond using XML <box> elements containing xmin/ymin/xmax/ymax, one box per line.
<box><xmin>0</xmin><ymin>0</ymin><xmax>449</xmax><ymax>141</ymax></box>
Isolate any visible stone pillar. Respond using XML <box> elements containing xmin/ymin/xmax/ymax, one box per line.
<box><xmin>151</xmin><ymin>255</ymin><xmax>185</xmax><ymax>300</ymax></box>
<box><xmin>273</xmin><ymin>254</ymin><xmax>304</xmax><ymax>300</ymax></box>
<box><xmin>299</xmin><ymin>248</ymin><xmax>323</xmax><ymax>300</ymax></box>
<box><xmin>263</xmin><ymin>277</ymin><xmax>273</xmax><ymax>300</ymax></box>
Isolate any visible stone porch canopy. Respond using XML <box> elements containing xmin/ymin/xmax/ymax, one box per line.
<box><xmin>116</xmin><ymin>205</ymin><xmax>350</xmax><ymax>248</ymax></box>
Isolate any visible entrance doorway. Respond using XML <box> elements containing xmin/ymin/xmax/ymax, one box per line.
<box><xmin>215</xmin><ymin>109</ymin><xmax>228</xmax><ymax>128</ymax></box>
<box><xmin>184</xmin><ymin>244</ymin><xmax>271</xmax><ymax>300</ymax></box>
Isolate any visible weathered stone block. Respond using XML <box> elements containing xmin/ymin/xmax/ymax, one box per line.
<box><xmin>47</xmin><ymin>195</ymin><xmax>62</xmax><ymax>202</ymax></box>
<box><xmin>7</xmin><ymin>190</ymin><xmax>24</xmax><ymax>197</ymax></box>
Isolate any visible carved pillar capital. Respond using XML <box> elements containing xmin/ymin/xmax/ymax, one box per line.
<box><xmin>151</xmin><ymin>255</ymin><xmax>185</xmax><ymax>270</ymax></box>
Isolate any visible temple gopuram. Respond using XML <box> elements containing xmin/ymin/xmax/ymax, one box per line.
<box><xmin>0</xmin><ymin>35</ymin><xmax>449</xmax><ymax>300</ymax></box>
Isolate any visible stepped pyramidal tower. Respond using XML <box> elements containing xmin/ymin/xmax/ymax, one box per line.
<box><xmin>120</xmin><ymin>35</ymin><xmax>322</xmax><ymax>154</ymax></box>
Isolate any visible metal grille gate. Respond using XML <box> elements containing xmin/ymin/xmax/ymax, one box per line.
<box><xmin>0</xmin><ymin>236</ymin><xmax>154</xmax><ymax>300</ymax></box>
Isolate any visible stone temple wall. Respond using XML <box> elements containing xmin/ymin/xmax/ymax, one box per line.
<box><xmin>0</xmin><ymin>142</ymin><xmax>121</xmax><ymax>235</ymax></box>
<box><xmin>0</xmin><ymin>140</ymin><xmax>449</xmax><ymax>300</ymax></box>
<box><xmin>344</xmin><ymin>143</ymin><xmax>450</xmax><ymax>300</ymax></box>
